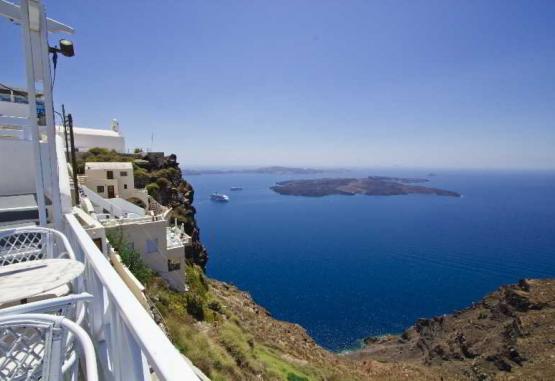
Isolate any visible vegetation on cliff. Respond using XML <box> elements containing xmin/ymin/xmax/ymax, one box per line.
<box><xmin>147</xmin><ymin>265</ymin><xmax>343</xmax><ymax>381</ymax></box>
<box><xmin>147</xmin><ymin>265</ymin><xmax>434</xmax><ymax>381</ymax></box>
<box><xmin>105</xmin><ymin>229</ymin><xmax>153</xmax><ymax>284</ymax></box>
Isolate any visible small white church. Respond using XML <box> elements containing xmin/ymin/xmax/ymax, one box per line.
<box><xmin>66</xmin><ymin>119</ymin><xmax>126</xmax><ymax>153</ymax></box>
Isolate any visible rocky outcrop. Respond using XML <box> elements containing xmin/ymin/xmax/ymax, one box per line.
<box><xmin>350</xmin><ymin>279</ymin><xmax>555</xmax><ymax>380</ymax></box>
<box><xmin>136</xmin><ymin>152</ymin><xmax>209</xmax><ymax>269</ymax></box>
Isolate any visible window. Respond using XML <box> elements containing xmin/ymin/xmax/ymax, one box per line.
<box><xmin>96</xmin><ymin>186</ymin><xmax>105</xmax><ymax>193</ymax></box>
<box><xmin>14</xmin><ymin>94</ymin><xmax>28</xmax><ymax>104</ymax></box>
<box><xmin>168</xmin><ymin>259</ymin><xmax>181</xmax><ymax>272</ymax></box>
<box><xmin>107</xmin><ymin>170</ymin><xmax>114</xmax><ymax>179</ymax></box>
<box><xmin>93</xmin><ymin>238</ymin><xmax>103</xmax><ymax>252</ymax></box>
<box><xmin>120</xmin><ymin>171</ymin><xmax>128</xmax><ymax>177</ymax></box>
<box><xmin>145</xmin><ymin>239</ymin><xmax>159</xmax><ymax>254</ymax></box>
<box><xmin>124</xmin><ymin>184</ymin><xmax>128</xmax><ymax>189</ymax></box>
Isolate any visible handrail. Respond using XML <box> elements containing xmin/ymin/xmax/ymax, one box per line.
<box><xmin>64</xmin><ymin>213</ymin><xmax>199</xmax><ymax>381</ymax></box>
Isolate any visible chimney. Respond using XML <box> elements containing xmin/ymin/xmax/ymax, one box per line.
<box><xmin>111</xmin><ymin>118</ymin><xmax>120</xmax><ymax>133</ymax></box>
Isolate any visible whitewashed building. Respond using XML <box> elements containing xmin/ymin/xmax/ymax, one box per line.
<box><xmin>82</xmin><ymin>162</ymin><xmax>148</xmax><ymax>206</ymax></box>
<box><xmin>69</xmin><ymin>120</ymin><xmax>125</xmax><ymax>153</ymax></box>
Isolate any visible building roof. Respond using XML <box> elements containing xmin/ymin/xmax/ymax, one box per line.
<box><xmin>74</xmin><ymin>127</ymin><xmax>122</xmax><ymax>137</ymax></box>
<box><xmin>0</xmin><ymin>194</ymin><xmax>37</xmax><ymax>212</ymax></box>
<box><xmin>56</xmin><ymin>126</ymin><xmax>122</xmax><ymax>137</ymax></box>
<box><xmin>85</xmin><ymin>162</ymin><xmax>133</xmax><ymax>170</ymax></box>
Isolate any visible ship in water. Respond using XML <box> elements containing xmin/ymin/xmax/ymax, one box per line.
<box><xmin>230</xmin><ymin>187</ymin><xmax>243</xmax><ymax>191</ymax></box>
<box><xmin>210</xmin><ymin>192</ymin><xmax>230</xmax><ymax>202</ymax></box>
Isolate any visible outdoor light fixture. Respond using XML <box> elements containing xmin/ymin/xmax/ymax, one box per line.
<box><xmin>58</xmin><ymin>39</ymin><xmax>74</xmax><ymax>57</ymax></box>
<box><xmin>49</xmin><ymin>38</ymin><xmax>75</xmax><ymax>57</ymax></box>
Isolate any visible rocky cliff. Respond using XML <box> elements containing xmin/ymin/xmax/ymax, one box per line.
<box><xmin>134</xmin><ymin>152</ymin><xmax>208</xmax><ymax>268</ymax></box>
<box><xmin>349</xmin><ymin>278</ymin><xmax>555</xmax><ymax>380</ymax></box>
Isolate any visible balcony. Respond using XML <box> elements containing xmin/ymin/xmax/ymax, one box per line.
<box><xmin>63</xmin><ymin>213</ymin><xmax>202</xmax><ymax>380</ymax></box>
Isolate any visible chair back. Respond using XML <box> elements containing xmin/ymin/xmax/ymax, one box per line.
<box><xmin>0</xmin><ymin>314</ymin><xmax>97</xmax><ymax>381</ymax></box>
<box><xmin>0</xmin><ymin>227</ymin><xmax>75</xmax><ymax>266</ymax></box>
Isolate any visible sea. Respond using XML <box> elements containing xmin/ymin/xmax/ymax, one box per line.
<box><xmin>187</xmin><ymin>169</ymin><xmax>555</xmax><ymax>351</ymax></box>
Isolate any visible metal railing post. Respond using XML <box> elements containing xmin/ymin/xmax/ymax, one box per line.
<box><xmin>68</xmin><ymin>113</ymin><xmax>80</xmax><ymax>205</ymax></box>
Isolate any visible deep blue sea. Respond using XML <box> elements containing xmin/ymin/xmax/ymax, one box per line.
<box><xmin>187</xmin><ymin>170</ymin><xmax>555</xmax><ymax>351</ymax></box>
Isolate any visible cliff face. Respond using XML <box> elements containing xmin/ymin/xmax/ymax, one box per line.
<box><xmin>349</xmin><ymin>279</ymin><xmax>555</xmax><ymax>380</ymax></box>
<box><xmin>134</xmin><ymin>152</ymin><xmax>208</xmax><ymax>268</ymax></box>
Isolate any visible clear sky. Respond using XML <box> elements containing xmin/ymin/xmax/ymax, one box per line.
<box><xmin>2</xmin><ymin>0</ymin><xmax>555</xmax><ymax>169</ymax></box>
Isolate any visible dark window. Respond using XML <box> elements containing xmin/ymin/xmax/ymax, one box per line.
<box><xmin>120</xmin><ymin>171</ymin><xmax>128</xmax><ymax>177</ymax></box>
<box><xmin>146</xmin><ymin>239</ymin><xmax>158</xmax><ymax>254</ymax></box>
<box><xmin>168</xmin><ymin>259</ymin><xmax>181</xmax><ymax>272</ymax></box>
<box><xmin>107</xmin><ymin>171</ymin><xmax>114</xmax><ymax>179</ymax></box>
<box><xmin>97</xmin><ymin>186</ymin><xmax>105</xmax><ymax>193</ymax></box>
<box><xmin>124</xmin><ymin>184</ymin><xmax>128</xmax><ymax>189</ymax></box>
<box><xmin>93</xmin><ymin>238</ymin><xmax>103</xmax><ymax>252</ymax></box>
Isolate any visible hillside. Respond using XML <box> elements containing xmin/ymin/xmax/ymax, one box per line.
<box><xmin>147</xmin><ymin>265</ymin><xmax>438</xmax><ymax>381</ymax></box>
<box><xmin>350</xmin><ymin>278</ymin><xmax>555</xmax><ymax>380</ymax></box>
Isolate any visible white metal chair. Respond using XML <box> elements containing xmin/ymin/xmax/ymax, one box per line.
<box><xmin>0</xmin><ymin>313</ymin><xmax>98</xmax><ymax>381</ymax></box>
<box><xmin>0</xmin><ymin>227</ymin><xmax>76</xmax><ymax>266</ymax></box>
<box><xmin>0</xmin><ymin>227</ymin><xmax>80</xmax><ymax>305</ymax></box>
<box><xmin>0</xmin><ymin>293</ymin><xmax>93</xmax><ymax>377</ymax></box>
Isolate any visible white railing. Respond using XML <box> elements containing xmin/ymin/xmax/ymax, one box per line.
<box><xmin>64</xmin><ymin>213</ymin><xmax>200</xmax><ymax>381</ymax></box>
<box><xmin>81</xmin><ymin>185</ymin><xmax>126</xmax><ymax>217</ymax></box>
<box><xmin>99</xmin><ymin>215</ymin><xmax>156</xmax><ymax>227</ymax></box>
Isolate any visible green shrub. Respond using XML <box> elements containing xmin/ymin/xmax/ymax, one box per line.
<box><xmin>156</xmin><ymin>177</ymin><xmax>171</xmax><ymax>189</ymax></box>
<box><xmin>186</xmin><ymin>265</ymin><xmax>209</xmax><ymax>298</ymax></box>
<box><xmin>186</xmin><ymin>294</ymin><xmax>205</xmax><ymax>321</ymax></box>
<box><xmin>106</xmin><ymin>230</ymin><xmax>153</xmax><ymax>284</ymax></box>
<box><xmin>208</xmin><ymin>300</ymin><xmax>222</xmax><ymax>313</ymax></box>
<box><xmin>134</xmin><ymin>168</ymin><xmax>150</xmax><ymax>188</ymax></box>
<box><xmin>146</xmin><ymin>182</ymin><xmax>160</xmax><ymax>197</ymax></box>
<box><xmin>288</xmin><ymin>374</ymin><xmax>310</xmax><ymax>381</ymax></box>
<box><xmin>88</xmin><ymin>147</ymin><xmax>110</xmax><ymax>156</ymax></box>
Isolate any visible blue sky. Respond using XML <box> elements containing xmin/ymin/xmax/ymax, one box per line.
<box><xmin>2</xmin><ymin>0</ymin><xmax>555</xmax><ymax>169</ymax></box>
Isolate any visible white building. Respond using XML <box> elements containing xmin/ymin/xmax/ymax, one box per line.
<box><xmin>79</xmin><ymin>183</ymin><xmax>189</xmax><ymax>292</ymax></box>
<box><xmin>82</xmin><ymin>162</ymin><xmax>148</xmax><ymax>206</ymax></box>
<box><xmin>69</xmin><ymin>120</ymin><xmax>125</xmax><ymax>153</ymax></box>
<box><xmin>80</xmin><ymin>161</ymin><xmax>190</xmax><ymax>291</ymax></box>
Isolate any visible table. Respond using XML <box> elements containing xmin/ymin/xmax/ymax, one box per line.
<box><xmin>0</xmin><ymin>259</ymin><xmax>85</xmax><ymax>305</ymax></box>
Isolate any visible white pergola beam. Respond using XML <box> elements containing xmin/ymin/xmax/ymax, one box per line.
<box><xmin>0</xmin><ymin>0</ymin><xmax>74</xmax><ymax>34</ymax></box>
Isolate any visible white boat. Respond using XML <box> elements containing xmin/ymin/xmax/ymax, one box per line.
<box><xmin>210</xmin><ymin>192</ymin><xmax>229</xmax><ymax>202</ymax></box>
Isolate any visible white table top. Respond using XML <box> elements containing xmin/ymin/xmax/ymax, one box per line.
<box><xmin>0</xmin><ymin>259</ymin><xmax>85</xmax><ymax>304</ymax></box>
